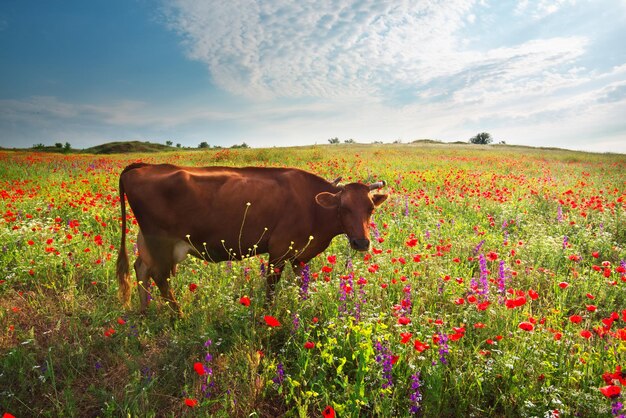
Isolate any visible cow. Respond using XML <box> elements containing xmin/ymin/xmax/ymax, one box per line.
<box><xmin>116</xmin><ymin>162</ymin><xmax>388</xmax><ymax>315</ymax></box>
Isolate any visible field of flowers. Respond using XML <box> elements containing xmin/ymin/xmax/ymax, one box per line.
<box><xmin>1</xmin><ymin>143</ymin><xmax>625</xmax><ymax>417</ymax></box>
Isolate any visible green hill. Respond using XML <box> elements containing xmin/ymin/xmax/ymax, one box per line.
<box><xmin>84</xmin><ymin>141</ymin><xmax>176</xmax><ymax>154</ymax></box>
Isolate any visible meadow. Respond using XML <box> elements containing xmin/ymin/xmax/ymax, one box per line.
<box><xmin>0</xmin><ymin>143</ymin><xmax>625</xmax><ymax>417</ymax></box>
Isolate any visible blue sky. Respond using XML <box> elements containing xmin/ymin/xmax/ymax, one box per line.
<box><xmin>1</xmin><ymin>0</ymin><xmax>626</xmax><ymax>153</ymax></box>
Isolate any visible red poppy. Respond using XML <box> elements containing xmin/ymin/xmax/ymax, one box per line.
<box><xmin>528</xmin><ymin>289</ymin><xmax>539</xmax><ymax>300</ymax></box>
<box><xmin>400</xmin><ymin>332</ymin><xmax>413</xmax><ymax>344</ymax></box>
<box><xmin>304</xmin><ymin>341</ymin><xmax>315</xmax><ymax>349</ymax></box>
<box><xmin>188</xmin><ymin>283</ymin><xmax>198</xmax><ymax>292</ymax></box>
<box><xmin>193</xmin><ymin>362</ymin><xmax>206</xmax><ymax>376</ymax></box>
<box><xmin>398</xmin><ymin>316</ymin><xmax>411</xmax><ymax>325</ymax></box>
<box><xmin>184</xmin><ymin>398</ymin><xmax>199</xmax><ymax>407</ymax></box>
<box><xmin>580</xmin><ymin>330</ymin><xmax>592</xmax><ymax>339</ymax></box>
<box><xmin>406</xmin><ymin>238</ymin><xmax>418</xmax><ymax>247</ymax></box>
<box><xmin>518</xmin><ymin>322</ymin><xmax>534</xmax><ymax>331</ymax></box>
<box><xmin>569</xmin><ymin>315</ymin><xmax>583</xmax><ymax>324</ymax></box>
<box><xmin>239</xmin><ymin>296</ymin><xmax>251</xmax><ymax>306</ymax></box>
<box><xmin>322</xmin><ymin>405</ymin><xmax>336</xmax><ymax>418</ymax></box>
<box><xmin>477</xmin><ymin>301</ymin><xmax>490</xmax><ymax>311</ymax></box>
<box><xmin>414</xmin><ymin>339</ymin><xmax>430</xmax><ymax>352</ymax></box>
<box><xmin>117</xmin><ymin>317</ymin><xmax>126</xmax><ymax>325</ymax></box>
<box><xmin>558</xmin><ymin>282</ymin><xmax>569</xmax><ymax>289</ymax></box>
<box><xmin>3</xmin><ymin>413</ymin><xmax>16</xmax><ymax>418</ymax></box>
<box><xmin>599</xmin><ymin>385</ymin><xmax>621</xmax><ymax>398</ymax></box>
<box><xmin>327</xmin><ymin>255</ymin><xmax>337</xmax><ymax>264</ymax></box>
<box><xmin>586</xmin><ymin>305</ymin><xmax>597</xmax><ymax>312</ymax></box>
<box><xmin>264</xmin><ymin>315</ymin><xmax>281</xmax><ymax>327</ymax></box>
<box><xmin>104</xmin><ymin>328</ymin><xmax>115</xmax><ymax>337</ymax></box>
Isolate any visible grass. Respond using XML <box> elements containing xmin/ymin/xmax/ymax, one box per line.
<box><xmin>0</xmin><ymin>144</ymin><xmax>625</xmax><ymax>417</ymax></box>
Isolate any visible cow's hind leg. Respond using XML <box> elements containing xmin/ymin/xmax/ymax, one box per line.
<box><xmin>152</xmin><ymin>268</ymin><xmax>182</xmax><ymax>317</ymax></box>
<box><xmin>134</xmin><ymin>258</ymin><xmax>152</xmax><ymax>314</ymax></box>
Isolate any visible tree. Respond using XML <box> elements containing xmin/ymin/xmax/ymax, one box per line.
<box><xmin>55</xmin><ymin>142</ymin><xmax>63</xmax><ymax>148</ymax></box>
<box><xmin>344</xmin><ymin>138</ymin><xmax>355</xmax><ymax>144</ymax></box>
<box><xmin>328</xmin><ymin>137</ymin><xmax>340</xmax><ymax>144</ymax></box>
<box><xmin>176</xmin><ymin>143</ymin><xmax>181</xmax><ymax>148</ymax></box>
<box><xmin>198</xmin><ymin>141</ymin><xmax>209</xmax><ymax>149</ymax></box>
<box><xmin>63</xmin><ymin>142</ymin><xmax>71</xmax><ymax>153</ymax></box>
<box><xmin>165</xmin><ymin>140</ymin><xmax>173</xmax><ymax>147</ymax></box>
<box><xmin>469</xmin><ymin>132</ymin><xmax>493</xmax><ymax>145</ymax></box>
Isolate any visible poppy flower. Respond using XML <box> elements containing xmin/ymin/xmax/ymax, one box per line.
<box><xmin>400</xmin><ymin>332</ymin><xmax>413</xmax><ymax>344</ymax></box>
<box><xmin>117</xmin><ymin>317</ymin><xmax>126</xmax><ymax>325</ymax></box>
<box><xmin>528</xmin><ymin>289</ymin><xmax>539</xmax><ymax>300</ymax></box>
<box><xmin>304</xmin><ymin>341</ymin><xmax>315</xmax><ymax>349</ymax></box>
<box><xmin>518</xmin><ymin>322</ymin><xmax>534</xmax><ymax>331</ymax></box>
<box><xmin>398</xmin><ymin>316</ymin><xmax>411</xmax><ymax>325</ymax></box>
<box><xmin>599</xmin><ymin>385</ymin><xmax>621</xmax><ymax>398</ymax></box>
<box><xmin>184</xmin><ymin>398</ymin><xmax>199</xmax><ymax>407</ymax></box>
<box><xmin>569</xmin><ymin>315</ymin><xmax>583</xmax><ymax>324</ymax></box>
<box><xmin>193</xmin><ymin>362</ymin><xmax>206</xmax><ymax>376</ymax></box>
<box><xmin>239</xmin><ymin>296</ymin><xmax>251</xmax><ymax>306</ymax></box>
<box><xmin>322</xmin><ymin>405</ymin><xmax>336</xmax><ymax>418</ymax></box>
<box><xmin>558</xmin><ymin>282</ymin><xmax>569</xmax><ymax>289</ymax></box>
<box><xmin>580</xmin><ymin>329</ymin><xmax>592</xmax><ymax>339</ymax></box>
<box><xmin>477</xmin><ymin>301</ymin><xmax>490</xmax><ymax>311</ymax></box>
<box><xmin>3</xmin><ymin>413</ymin><xmax>16</xmax><ymax>418</ymax></box>
<box><xmin>414</xmin><ymin>339</ymin><xmax>430</xmax><ymax>352</ymax></box>
<box><xmin>264</xmin><ymin>315</ymin><xmax>281</xmax><ymax>327</ymax></box>
<box><xmin>188</xmin><ymin>283</ymin><xmax>198</xmax><ymax>292</ymax></box>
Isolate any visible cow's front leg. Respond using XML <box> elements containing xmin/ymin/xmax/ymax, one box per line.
<box><xmin>265</xmin><ymin>261</ymin><xmax>285</xmax><ymax>304</ymax></box>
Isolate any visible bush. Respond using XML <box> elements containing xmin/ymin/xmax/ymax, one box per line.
<box><xmin>469</xmin><ymin>132</ymin><xmax>493</xmax><ymax>144</ymax></box>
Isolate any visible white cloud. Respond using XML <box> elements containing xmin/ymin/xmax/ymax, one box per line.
<box><xmin>515</xmin><ymin>0</ymin><xmax>578</xmax><ymax>20</ymax></box>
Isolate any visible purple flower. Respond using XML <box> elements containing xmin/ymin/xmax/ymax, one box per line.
<box><xmin>273</xmin><ymin>362</ymin><xmax>285</xmax><ymax>385</ymax></box>
<box><xmin>300</xmin><ymin>264</ymin><xmax>310</xmax><ymax>300</ymax></box>
<box><xmin>473</xmin><ymin>240</ymin><xmax>485</xmax><ymax>255</ymax></box>
<box><xmin>557</xmin><ymin>205</ymin><xmax>563</xmax><ymax>222</ymax></box>
<box><xmin>478</xmin><ymin>254</ymin><xmax>489</xmax><ymax>298</ymax></box>
<box><xmin>374</xmin><ymin>340</ymin><xmax>393</xmax><ymax>389</ymax></box>
<box><xmin>611</xmin><ymin>400</ymin><xmax>623</xmax><ymax>416</ymax></box>
<box><xmin>562</xmin><ymin>235</ymin><xmax>568</xmax><ymax>249</ymax></box>
<box><xmin>409</xmin><ymin>372</ymin><xmax>422</xmax><ymax>415</ymax></box>
<box><xmin>497</xmin><ymin>260</ymin><xmax>507</xmax><ymax>300</ymax></box>
<box><xmin>437</xmin><ymin>332</ymin><xmax>449</xmax><ymax>365</ymax></box>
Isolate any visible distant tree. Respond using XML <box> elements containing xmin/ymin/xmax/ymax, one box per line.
<box><xmin>344</xmin><ymin>138</ymin><xmax>356</xmax><ymax>144</ymax></box>
<box><xmin>63</xmin><ymin>142</ymin><xmax>71</xmax><ymax>153</ymax></box>
<box><xmin>165</xmin><ymin>140</ymin><xmax>173</xmax><ymax>147</ymax></box>
<box><xmin>198</xmin><ymin>141</ymin><xmax>209</xmax><ymax>149</ymax></box>
<box><xmin>498</xmin><ymin>140</ymin><xmax>506</xmax><ymax>145</ymax></box>
<box><xmin>328</xmin><ymin>137</ymin><xmax>340</xmax><ymax>144</ymax></box>
<box><xmin>231</xmin><ymin>142</ymin><xmax>250</xmax><ymax>149</ymax></box>
<box><xmin>469</xmin><ymin>132</ymin><xmax>493</xmax><ymax>145</ymax></box>
<box><xmin>55</xmin><ymin>142</ymin><xmax>63</xmax><ymax>148</ymax></box>
<box><xmin>393</xmin><ymin>139</ymin><xmax>403</xmax><ymax>144</ymax></box>
<box><xmin>32</xmin><ymin>143</ymin><xmax>45</xmax><ymax>150</ymax></box>
<box><xmin>176</xmin><ymin>143</ymin><xmax>181</xmax><ymax>148</ymax></box>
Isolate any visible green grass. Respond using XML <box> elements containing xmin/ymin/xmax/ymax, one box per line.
<box><xmin>1</xmin><ymin>144</ymin><xmax>625</xmax><ymax>417</ymax></box>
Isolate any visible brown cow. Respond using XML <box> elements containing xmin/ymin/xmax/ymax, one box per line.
<box><xmin>116</xmin><ymin>163</ymin><xmax>387</xmax><ymax>315</ymax></box>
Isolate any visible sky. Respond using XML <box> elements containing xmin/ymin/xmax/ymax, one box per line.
<box><xmin>1</xmin><ymin>0</ymin><xmax>626</xmax><ymax>153</ymax></box>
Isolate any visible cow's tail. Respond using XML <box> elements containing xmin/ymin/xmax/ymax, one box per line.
<box><xmin>116</xmin><ymin>169</ymin><xmax>132</xmax><ymax>308</ymax></box>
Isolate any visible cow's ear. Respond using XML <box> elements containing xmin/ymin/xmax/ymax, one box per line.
<box><xmin>372</xmin><ymin>194</ymin><xmax>388</xmax><ymax>207</ymax></box>
<box><xmin>315</xmin><ymin>192</ymin><xmax>340</xmax><ymax>209</ymax></box>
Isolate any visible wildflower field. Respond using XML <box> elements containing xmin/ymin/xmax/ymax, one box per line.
<box><xmin>1</xmin><ymin>143</ymin><xmax>625</xmax><ymax>417</ymax></box>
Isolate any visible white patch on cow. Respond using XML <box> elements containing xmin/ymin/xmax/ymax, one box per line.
<box><xmin>172</xmin><ymin>240</ymin><xmax>193</xmax><ymax>263</ymax></box>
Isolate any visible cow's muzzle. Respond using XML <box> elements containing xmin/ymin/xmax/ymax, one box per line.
<box><xmin>349</xmin><ymin>238</ymin><xmax>370</xmax><ymax>251</ymax></box>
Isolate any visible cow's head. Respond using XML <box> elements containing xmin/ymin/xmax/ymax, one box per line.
<box><xmin>315</xmin><ymin>181</ymin><xmax>388</xmax><ymax>251</ymax></box>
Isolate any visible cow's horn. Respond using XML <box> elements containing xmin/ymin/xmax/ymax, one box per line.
<box><xmin>369</xmin><ymin>180</ymin><xmax>386</xmax><ymax>190</ymax></box>
<box><xmin>330</xmin><ymin>176</ymin><xmax>343</xmax><ymax>187</ymax></box>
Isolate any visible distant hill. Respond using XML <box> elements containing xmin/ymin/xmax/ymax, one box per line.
<box><xmin>84</xmin><ymin>141</ymin><xmax>176</xmax><ymax>154</ymax></box>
